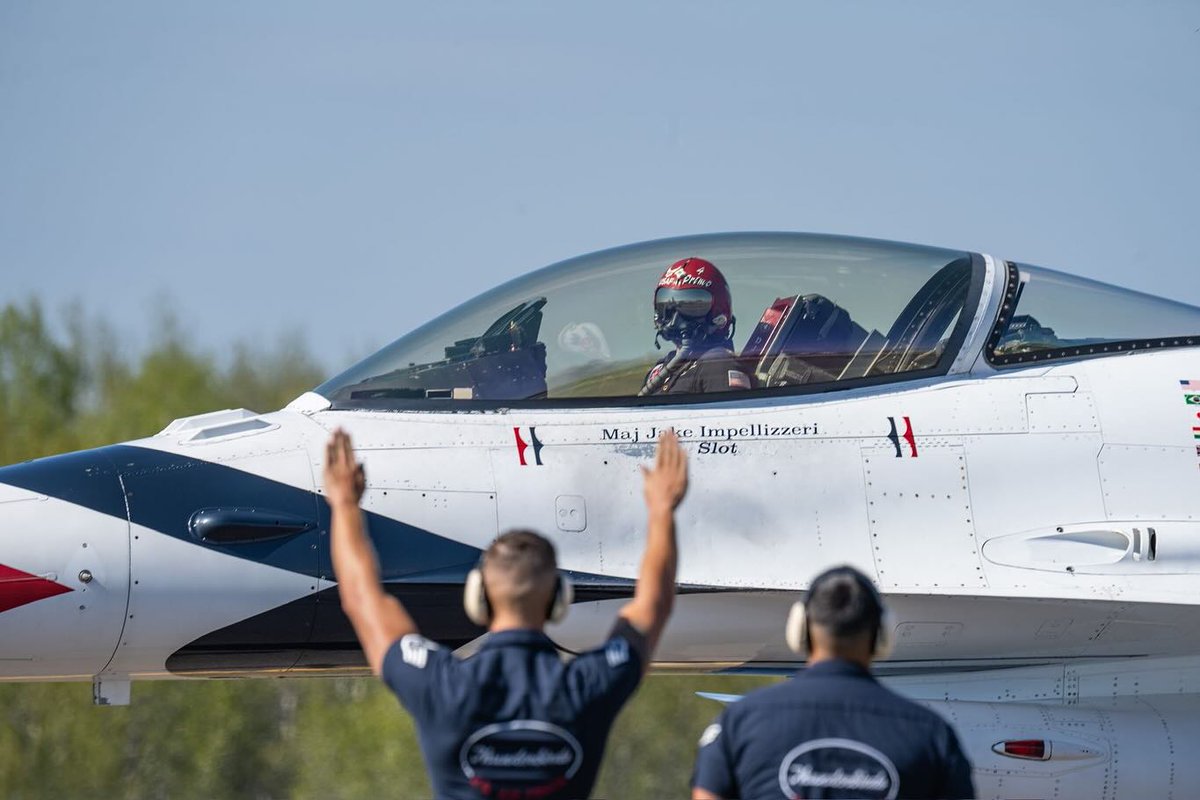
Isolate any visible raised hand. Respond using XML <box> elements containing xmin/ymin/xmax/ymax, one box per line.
<box><xmin>641</xmin><ymin>429</ymin><xmax>689</xmax><ymax>515</ymax></box>
<box><xmin>324</xmin><ymin>428</ymin><xmax>366</xmax><ymax>508</ymax></box>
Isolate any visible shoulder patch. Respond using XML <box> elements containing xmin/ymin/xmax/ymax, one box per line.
<box><xmin>698</xmin><ymin>723</ymin><xmax>722</xmax><ymax>748</ymax></box>
<box><xmin>605</xmin><ymin>636</ymin><xmax>630</xmax><ymax>668</ymax></box>
<box><xmin>399</xmin><ymin>634</ymin><xmax>440</xmax><ymax>669</ymax></box>
<box><xmin>727</xmin><ymin>370</ymin><xmax>750</xmax><ymax>389</ymax></box>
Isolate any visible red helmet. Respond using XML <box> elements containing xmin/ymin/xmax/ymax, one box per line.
<box><xmin>653</xmin><ymin>257</ymin><xmax>733</xmax><ymax>343</ymax></box>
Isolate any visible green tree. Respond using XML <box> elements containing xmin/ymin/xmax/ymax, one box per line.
<box><xmin>0</xmin><ymin>302</ymin><xmax>326</xmax><ymax>799</ymax></box>
<box><xmin>0</xmin><ymin>301</ymin><xmax>85</xmax><ymax>463</ymax></box>
<box><xmin>77</xmin><ymin>316</ymin><xmax>323</xmax><ymax>450</ymax></box>
<box><xmin>289</xmin><ymin>679</ymin><xmax>431</xmax><ymax>799</ymax></box>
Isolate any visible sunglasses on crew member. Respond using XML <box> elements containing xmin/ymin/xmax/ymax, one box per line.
<box><xmin>654</xmin><ymin>287</ymin><xmax>713</xmax><ymax>318</ymax></box>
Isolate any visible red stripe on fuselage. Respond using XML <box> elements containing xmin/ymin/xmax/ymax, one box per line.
<box><xmin>0</xmin><ymin>563</ymin><xmax>72</xmax><ymax>614</ymax></box>
<box><xmin>513</xmin><ymin>427</ymin><xmax>529</xmax><ymax>466</ymax></box>
<box><xmin>901</xmin><ymin>416</ymin><xmax>918</xmax><ymax>457</ymax></box>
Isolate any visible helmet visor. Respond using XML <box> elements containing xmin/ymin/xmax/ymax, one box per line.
<box><xmin>654</xmin><ymin>287</ymin><xmax>713</xmax><ymax>319</ymax></box>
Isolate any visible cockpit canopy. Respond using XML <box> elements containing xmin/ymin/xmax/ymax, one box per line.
<box><xmin>987</xmin><ymin>263</ymin><xmax>1200</xmax><ymax>365</ymax></box>
<box><xmin>317</xmin><ymin>233</ymin><xmax>980</xmax><ymax>406</ymax></box>
<box><xmin>315</xmin><ymin>232</ymin><xmax>1200</xmax><ymax>408</ymax></box>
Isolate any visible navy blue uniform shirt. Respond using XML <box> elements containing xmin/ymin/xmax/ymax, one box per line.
<box><xmin>383</xmin><ymin>623</ymin><xmax>645</xmax><ymax>800</ymax></box>
<box><xmin>692</xmin><ymin>659</ymin><xmax>974</xmax><ymax>799</ymax></box>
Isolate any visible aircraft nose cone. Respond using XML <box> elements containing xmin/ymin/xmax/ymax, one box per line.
<box><xmin>0</xmin><ymin>447</ymin><xmax>128</xmax><ymax>617</ymax></box>
<box><xmin>0</xmin><ymin>447</ymin><xmax>133</xmax><ymax>675</ymax></box>
<box><xmin>0</xmin><ymin>447</ymin><xmax>128</xmax><ymax>522</ymax></box>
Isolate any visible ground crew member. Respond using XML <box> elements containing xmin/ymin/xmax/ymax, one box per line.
<box><xmin>691</xmin><ymin>565</ymin><xmax>975</xmax><ymax>800</ymax></box>
<box><xmin>325</xmin><ymin>428</ymin><xmax>689</xmax><ymax>799</ymax></box>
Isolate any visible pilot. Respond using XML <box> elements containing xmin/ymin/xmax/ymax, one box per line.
<box><xmin>324</xmin><ymin>428</ymin><xmax>689</xmax><ymax>800</ymax></box>
<box><xmin>691</xmin><ymin>566</ymin><xmax>975</xmax><ymax>800</ymax></box>
<box><xmin>641</xmin><ymin>257</ymin><xmax>754</xmax><ymax>396</ymax></box>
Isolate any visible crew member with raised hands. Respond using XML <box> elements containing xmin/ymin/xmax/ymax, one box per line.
<box><xmin>325</xmin><ymin>428</ymin><xmax>689</xmax><ymax>799</ymax></box>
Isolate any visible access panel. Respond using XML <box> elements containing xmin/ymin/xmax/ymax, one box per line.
<box><xmin>863</xmin><ymin>444</ymin><xmax>986</xmax><ymax>591</ymax></box>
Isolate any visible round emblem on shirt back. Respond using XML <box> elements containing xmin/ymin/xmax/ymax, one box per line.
<box><xmin>459</xmin><ymin>720</ymin><xmax>583</xmax><ymax>797</ymax></box>
<box><xmin>777</xmin><ymin>738</ymin><xmax>899</xmax><ymax>800</ymax></box>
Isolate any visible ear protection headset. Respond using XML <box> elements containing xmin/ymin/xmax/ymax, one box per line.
<box><xmin>463</xmin><ymin>562</ymin><xmax>574</xmax><ymax>627</ymax></box>
<box><xmin>785</xmin><ymin>567</ymin><xmax>894</xmax><ymax>660</ymax></box>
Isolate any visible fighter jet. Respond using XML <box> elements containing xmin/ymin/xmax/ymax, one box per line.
<box><xmin>1</xmin><ymin>232</ymin><xmax>1198</xmax><ymax>798</ymax></box>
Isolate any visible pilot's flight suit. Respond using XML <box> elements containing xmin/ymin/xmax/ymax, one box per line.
<box><xmin>645</xmin><ymin>341</ymin><xmax>753</xmax><ymax>395</ymax></box>
<box><xmin>383</xmin><ymin>623</ymin><xmax>646</xmax><ymax>800</ymax></box>
<box><xmin>691</xmin><ymin>659</ymin><xmax>975</xmax><ymax>799</ymax></box>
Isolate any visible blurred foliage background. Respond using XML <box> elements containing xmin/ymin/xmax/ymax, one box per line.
<box><xmin>0</xmin><ymin>299</ymin><xmax>776</xmax><ymax>799</ymax></box>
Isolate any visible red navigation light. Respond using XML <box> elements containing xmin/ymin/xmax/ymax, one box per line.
<box><xmin>993</xmin><ymin>739</ymin><xmax>1050</xmax><ymax>760</ymax></box>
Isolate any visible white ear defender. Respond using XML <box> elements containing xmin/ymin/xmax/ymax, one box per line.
<box><xmin>463</xmin><ymin>565</ymin><xmax>574</xmax><ymax>627</ymax></box>
<box><xmin>463</xmin><ymin>566</ymin><xmax>490</xmax><ymax>627</ymax></box>
<box><xmin>784</xmin><ymin>600</ymin><xmax>809</xmax><ymax>655</ymax></box>
<box><xmin>547</xmin><ymin>574</ymin><xmax>574</xmax><ymax>624</ymax></box>
<box><xmin>785</xmin><ymin>568</ymin><xmax>894</xmax><ymax>660</ymax></box>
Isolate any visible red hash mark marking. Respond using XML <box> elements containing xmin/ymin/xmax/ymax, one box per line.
<box><xmin>513</xmin><ymin>427</ymin><xmax>529</xmax><ymax>466</ymax></box>
<box><xmin>0</xmin><ymin>563</ymin><xmax>72</xmax><ymax>614</ymax></box>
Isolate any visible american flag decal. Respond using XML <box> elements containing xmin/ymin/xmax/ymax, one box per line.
<box><xmin>1184</xmin><ymin>381</ymin><xmax>1200</xmax><ymax>472</ymax></box>
<box><xmin>727</xmin><ymin>370</ymin><xmax>750</xmax><ymax>390</ymax></box>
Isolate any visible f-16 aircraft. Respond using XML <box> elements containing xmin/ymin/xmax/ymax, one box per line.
<box><xmin>2</xmin><ymin>232</ymin><xmax>1199</xmax><ymax>797</ymax></box>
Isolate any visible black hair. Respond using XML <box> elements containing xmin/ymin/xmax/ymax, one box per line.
<box><xmin>805</xmin><ymin>566</ymin><xmax>884</xmax><ymax>642</ymax></box>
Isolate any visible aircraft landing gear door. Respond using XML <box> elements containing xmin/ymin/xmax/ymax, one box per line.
<box><xmin>862</xmin><ymin>444</ymin><xmax>987</xmax><ymax>593</ymax></box>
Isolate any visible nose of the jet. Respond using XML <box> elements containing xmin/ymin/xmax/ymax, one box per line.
<box><xmin>0</xmin><ymin>448</ymin><xmax>130</xmax><ymax>586</ymax></box>
<box><xmin>0</xmin><ymin>447</ymin><xmax>129</xmax><ymax>518</ymax></box>
<box><xmin>0</xmin><ymin>448</ymin><xmax>131</xmax><ymax>675</ymax></box>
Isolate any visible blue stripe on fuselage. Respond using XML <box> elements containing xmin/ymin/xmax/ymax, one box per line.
<box><xmin>0</xmin><ymin>447</ymin><xmax>127</xmax><ymax>518</ymax></box>
<box><xmin>0</xmin><ymin>444</ymin><xmax>482</xmax><ymax>580</ymax></box>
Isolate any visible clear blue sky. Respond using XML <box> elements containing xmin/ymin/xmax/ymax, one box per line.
<box><xmin>2</xmin><ymin>1</ymin><xmax>1197</xmax><ymax>374</ymax></box>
